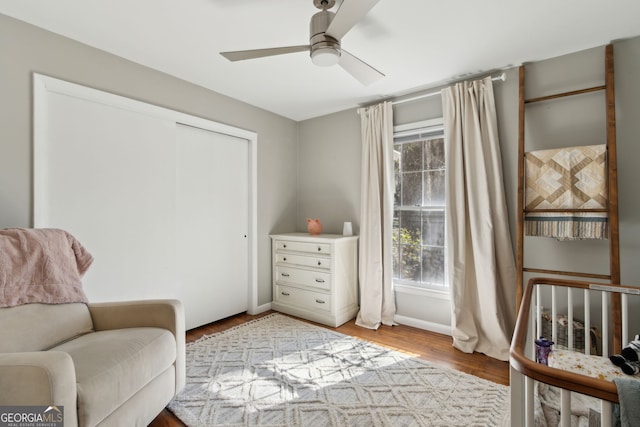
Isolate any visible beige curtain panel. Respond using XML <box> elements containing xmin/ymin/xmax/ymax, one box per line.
<box><xmin>442</xmin><ymin>77</ymin><xmax>516</xmax><ymax>361</ymax></box>
<box><xmin>355</xmin><ymin>101</ymin><xmax>396</xmax><ymax>330</ymax></box>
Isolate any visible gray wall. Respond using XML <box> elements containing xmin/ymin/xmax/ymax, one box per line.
<box><xmin>0</xmin><ymin>14</ymin><xmax>298</xmax><ymax>308</ymax></box>
<box><xmin>614</xmin><ymin>37</ymin><xmax>640</xmax><ymax>281</ymax></box>
<box><xmin>3</xmin><ymin>12</ymin><xmax>639</xmax><ymax>330</ymax></box>
<box><xmin>296</xmin><ymin>110</ymin><xmax>361</xmax><ymax>234</ymax></box>
<box><xmin>297</xmin><ymin>37</ymin><xmax>640</xmax><ymax>330</ymax></box>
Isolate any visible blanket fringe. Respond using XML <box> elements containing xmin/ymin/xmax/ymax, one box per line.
<box><xmin>525</xmin><ymin>215</ymin><xmax>608</xmax><ymax>241</ymax></box>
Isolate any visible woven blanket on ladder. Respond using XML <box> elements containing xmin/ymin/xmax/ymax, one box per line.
<box><xmin>525</xmin><ymin>144</ymin><xmax>608</xmax><ymax>240</ymax></box>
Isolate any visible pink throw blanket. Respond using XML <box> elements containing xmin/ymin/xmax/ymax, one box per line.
<box><xmin>0</xmin><ymin>228</ymin><xmax>93</xmax><ymax>308</ymax></box>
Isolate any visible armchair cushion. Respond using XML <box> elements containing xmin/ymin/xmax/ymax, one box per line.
<box><xmin>51</xmin><ymin>327</ymin><xmax>176</xmax><ymax>427</ymax></box>
<box><xmin>0</xmin><ymin>303</ymin><xmax>93</xmax><ymax>353</ymax></box>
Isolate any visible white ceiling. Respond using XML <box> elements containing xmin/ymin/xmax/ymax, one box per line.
<box><xmin>2</xmin><ymin>0</ymin><xmax>640</xmax><ymax>121</ymax></box>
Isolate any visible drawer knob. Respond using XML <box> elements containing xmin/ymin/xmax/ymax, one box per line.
<box><xmin>315</xmin><ymin>278</ymin><xmax>325</xmax><ymax>283</ymax></box>
<box><xmin>283</xmin><ymin>244</ymin><xmax>287</xmax><ymax>248</ymax></box>
<box><xmin>317</xmin><ymin>261</ymin><xmax>322</xmax><ymax>266</ymax></box>
<box><xmin>317</xmin><ymin>247</ymin><xmax>322</xmax><ymax>252</ymax></box>
<box><xmin>282</xmin><ymin>291</ymin><xmax>290</xmax><ymax>296</ymax></box>
<box><xmin>281</xmin><ymin>273</ymin><xmax>290</xmax><ymax>277</ymax></box>
<box><xmin>315</xmin><ymin>299</ymin><xmax>326</xmax><ymax>304</ymax></box>
<box><xmin>283</xmin><ymin>257</ymin><xmax>287</xmax><ymax>261</ymax></box>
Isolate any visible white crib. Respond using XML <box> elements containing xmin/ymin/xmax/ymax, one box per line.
<box><xmin>510</xmin><ymin>277</ymin><xmax>640</xmax><ymax>427</ymax></box>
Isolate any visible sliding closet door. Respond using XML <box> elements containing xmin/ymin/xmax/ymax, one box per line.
<box><xmin>37</xmin><ymin>91</ymin><xmax>179</xmax><ymax>297</ymax></box>
<box><xmin>176</xmin><ymin>124</ymin><xmax>249</xmax><ymax>327</ymax></box>
<box><xmin>34</xmin><ymin>76</ymin><xmax>254</xmax><ymax>329</ymax></box>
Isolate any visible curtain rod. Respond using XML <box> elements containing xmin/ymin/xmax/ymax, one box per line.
<box><xmin>392</xmin><ymin>73</ymin><xmax>506</xmax><ymax>106</ymax></box>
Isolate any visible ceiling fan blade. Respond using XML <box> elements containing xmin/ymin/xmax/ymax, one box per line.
<box><xmin>338</xmin><ymin>49</ymin><xmax>384</xmax><ymax>86</ymax></box>
<box><xmin>325</xmin><ymin>0</ymin><xmax>380</xmax><ymax>40</ymax></box>
<box><xmin>221</xmin><ymin>45</ymin><xmax>310</xmax><ymax>61</ymax></box>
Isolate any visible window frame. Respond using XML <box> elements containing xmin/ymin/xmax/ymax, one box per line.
<box><xmin>392</xmin><ymin>118</ymin><xmax>449</xmax><ymax>295</ymax></box>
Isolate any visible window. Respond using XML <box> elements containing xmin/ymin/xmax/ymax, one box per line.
<box><xmin>392</xmin><ymin>120</ymin><xmax>447</xmax><ymax>291</ymax></box>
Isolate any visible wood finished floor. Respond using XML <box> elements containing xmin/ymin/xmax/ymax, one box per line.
<box><xmin>149</xmin><ymin>311</ymin><xmax>510</xmax><ymax>426</ymax></box>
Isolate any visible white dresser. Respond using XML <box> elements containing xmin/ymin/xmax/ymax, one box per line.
<box><xmin>270</xmin><ymin>233</ymin><xmax>359</xmax><ymax>327</ymax></box>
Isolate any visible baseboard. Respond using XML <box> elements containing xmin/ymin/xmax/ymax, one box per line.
<box><xmin>247</xmin><ymin>302</ymin><xmax>272</xmax><ymax>315</ymax></box>
<box><xmin>393</xmin><ymin>314</ymin><xmax>452</xmax><ymax>336</ymax></box>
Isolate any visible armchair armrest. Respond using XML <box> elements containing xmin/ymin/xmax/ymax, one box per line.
<box><xmin>0</xmin><ymin>351</ymin><xmax>78</xmax><ymax>427</ymax></box>
<box><xmin>88</xmin><ymin>299</ymin><xmax>183</xmax><ymax>333</ymax></box>
<box><xmin>88</xmin><ymin>299</ymin><xmax>185</xmax><ymax>393</ymax></box>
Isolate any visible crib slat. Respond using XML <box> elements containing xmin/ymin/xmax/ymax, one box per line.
<box><xmin>560</xmin><ymin>389</ymin><xmax>571</xmax><ymax>427</ymax></box>
<box><xmin>622</xmin><ymin>293</ymin><xmax>629</xmax><ymax>345</ymax></box>
<box><xmin>568</xmin><ymin>288</ymin><xmax>574</xmax><ymax>350</ymax></box>
<box><xmin>536</xmin><ymin>285</ymin><xmax>542</xmax><ymax>339</ymax></box>
<box><xmin>584</xmin><ymin>289</ymin><xmax>591</xmax><ymax>355</ymax></box>
<box><xmin>525</xmin><ymin>377</ymin><xmax>535</xmax><ymax>427</ymax></box>
<box><xmin>602</xmin><ymin>292</ymin><xmax>609</xmax><ymax>356</ymax></box>
<box><xmin>552</xmin><ymin>286</ymin><xmax>558</xmax><ymax>344</ymax></box>
<box><xmin>601</xmin><ymin>400</ymin><xmax>612</xmax><ymax>427</ymax></box>
<box><xmin>532</xmin><ymin>290</ymin><xmax>538</xmax><ymax>360</ymax></box>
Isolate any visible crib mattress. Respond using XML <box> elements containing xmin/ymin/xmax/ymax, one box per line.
<box><xmin>548</xmin><ymin>349</ymin><xmax>637</xmax><ymax>382</ymax></box>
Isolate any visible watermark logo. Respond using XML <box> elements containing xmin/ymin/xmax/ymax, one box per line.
<box><xmin>0</xmin><ymin>406</ymin><xmax>63</xmax><ymax>427</ymax></box>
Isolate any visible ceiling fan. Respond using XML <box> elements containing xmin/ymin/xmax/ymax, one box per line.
<box><xmin>220</xmin><ymin>0</ymin><xmax>384</xmax><ymax>86</ymax></box>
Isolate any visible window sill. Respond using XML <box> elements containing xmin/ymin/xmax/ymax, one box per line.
<box><xmin>393</xmin><ymin>283</ymin><xmax>450</xmax><ymax>300</ymax></box>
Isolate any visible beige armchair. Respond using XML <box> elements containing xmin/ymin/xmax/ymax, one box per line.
<box><xmin>0</xmin><ymin>227</ymin><xmax>185</xmax><ymax>426</ymax></box>
<box><xmin>0</xmin><ymin>299</ymin><xmax>185</xmax><ymax>427</ymax></box>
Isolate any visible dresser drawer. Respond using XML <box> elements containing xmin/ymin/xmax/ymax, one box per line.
<box><xmin>275</xmin><ymin>285</ymin><xmax>332</xmax><ymax>313</ymax></box>
<box><xmin>275</xmin><ymin>253</ymin><xmax>330</xmax><ymax>269</ymax></box>
<box><xmin>275</xmin><ymin>266</ymin><xmax>331</xmax><ymax>290</ymax></box>
<box><xmin>275</xmin><ymin>240</ymin><xmax>331</xmax><ymax>255</ymax></box>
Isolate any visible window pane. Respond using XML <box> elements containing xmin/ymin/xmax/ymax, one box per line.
<box><xmin>392</xmin><ymin>210</ymin><xmax>400</xmax><ymax>243</ymax></box>
<box><xmin>394</xmin><ymin>149</ymin><xmax>401</xmax><ymax>206</ymax></box>
<box><xmin>392</xmin><ymin>244</ymin><xmax>400</xmax><ymax>279</ymax></box>
<box><xmin>399</xmin><ymin>211</ymin><xmax>420</xmax><ymax>245</ymax></box>
<box><xmin>402</xmin><ymin>171</ymin><xmax>422</xmax><ymax>206</ymax></box>
<box><xmin>421</xmin><ymin>247</ymin><xmax>445</xmax><ymax>285</ymax></box>
<box><xmin>402</xmin><ymin>141</ymin><xmax>423</xmax><ymax>172</ymax></box>
<box><xmin>422</xmin><ymin>211</ymin><xmax>445</xmax><ymax>246</ymax></box>
<box><xmin>423</xmin><ymin>170</ymin><xmax>444</xmax><ymax>206</ymax></box>
<box><xmin>400</xmin><ymin>244</ymin><xmax>421</xmax><ymax>281</ymax></box>
<box><xmin>424</xmin><ymin>138</ymin><xmax>445</xmax><ymax>170</ymax></box>
<box><xmin>392</xmin><ymin>210</ymin><xmax>400</xmax><ymax>280</ymax></box>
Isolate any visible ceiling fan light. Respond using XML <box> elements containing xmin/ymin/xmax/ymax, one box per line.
<box><xmin>311</xmin><ymin>47</ymin><xmax>341</xmax><ymax>66</ymax></box>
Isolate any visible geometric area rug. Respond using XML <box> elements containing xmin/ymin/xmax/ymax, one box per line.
<box><xmin>168</xmin><ymin>313</ymin><xmax>510</xmax><ymax>426</ymax></box>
